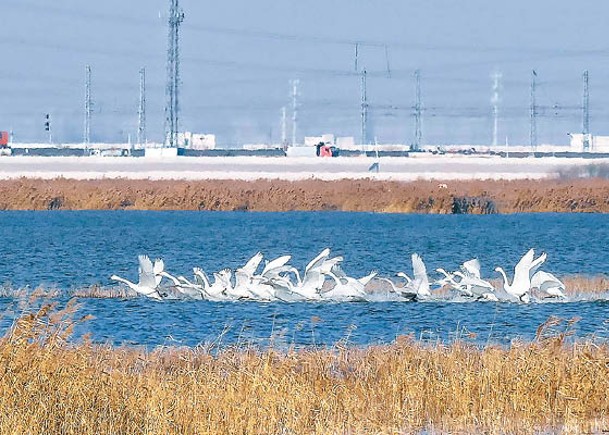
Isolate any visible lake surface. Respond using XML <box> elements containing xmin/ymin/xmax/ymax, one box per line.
<box><xmin>0</xmin><ymin>211</ymin><xmax>608</xmax><ymax>347</ymax></box>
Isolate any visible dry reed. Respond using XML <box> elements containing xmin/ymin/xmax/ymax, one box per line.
<box><xmin>4</xmin><ymin>177</ymin><xmax>609</xmax><ymax>213</ymax></box>
<box><xmin>0</xmin><ymin>302</ymin><xmax>608</xmax><ymax>433</ymax></box>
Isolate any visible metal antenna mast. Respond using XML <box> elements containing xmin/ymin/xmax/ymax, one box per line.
<box><xmin>84</xmin><ymin>65</ymin><xmax>92</xmax><ymax>148</ymax></box>
<box><xmin>491</xmin><ymin>72</ymin><xmax>501</xmax><ymax>147</ymax></box>
<box><xmin>360</xmin><ymin>69</ymin><xmax>369</xmax><ymax>146</ymax></box>
<box><xmin>291</xmin><ymin>79</ymin><xmax>299</xmax><ymax>146</ymax></box>
<box><xmin>138</xmin><ymin>67</ymin><xmax>147</xmax><ymax>147</ymax></box>
<box><xmin>164</xmin><ymin>0</ymin><xmax>184</xmax><ymax>148</ymax></box>
<box><xmin>530</xmin><ymin>70</ymin><xmax>537</xmax><ymax>152</ymax></box>
<box><xmin>413</xmin><ymin>69</ymin><xmax>422</xmax><ymax>151</ymax></box>
<box><xmin>583</xmin><ymin>70</ymin><xmax>590</xmax><ymax>151</ymax></box>
<box><xmin>281</xmin><ymin>106</ymin><xmax>287</xmax><ymax>147</ymax></box>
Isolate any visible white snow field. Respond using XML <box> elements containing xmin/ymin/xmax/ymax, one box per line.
<box><xmin>0</xmin><ymin>155</ymin><xmax>604</xmax><ymax>181</ymax></box>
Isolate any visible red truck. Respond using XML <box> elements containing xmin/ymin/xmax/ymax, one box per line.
<box><xmin>0</xmin><ymin>131</ymin><xmax>11</xmax><ymax>156</ymax></box>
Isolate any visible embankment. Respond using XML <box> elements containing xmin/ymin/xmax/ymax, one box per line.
<box><xmin>1</xmin><ymin>178</ymin><xmax>609</xmax><ymax>213</ymax></box>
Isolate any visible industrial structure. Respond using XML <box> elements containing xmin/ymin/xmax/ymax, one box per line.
<box><xmin>164</xmin><ymin>0</ymin><xmax>185</xmax><ymax>148</ymax></box>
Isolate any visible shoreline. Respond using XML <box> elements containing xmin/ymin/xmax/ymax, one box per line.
<box><xmin>1</xmin><ymin>177</ymin><xmax>609</xmax><ymax>213</ymax></box>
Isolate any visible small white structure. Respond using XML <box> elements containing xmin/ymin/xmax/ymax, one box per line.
<box><xmin>336</xmin><ymin>136</ymin><xmax>355</xmax><ymax>148</ymax></box>
<box><xmin>145</xmin><ymin>147</ymin><xmax>179</xmax><ymax>158</ymax></box>
<box><xmin>178</xmin><ymin>132</ymin><xmax>216</xmax><ymax>149</ymax></box>
<box><xmin>569</xmin><ymin>133</ymin><xmax>609</xmax><ymax>153</ymax></box>
<box><xmin>304</xmin><ymin>133</ymin><xmax>335</xmax><ymax>146</ymax></box>
<box><xmin>243</xmin><ymin>143</ymin><xmax>282</xmax><ymax>150</ymax></box>
<box><xmin>286</xmin><ymin>146</ymin><xmax>317</xmax><ymax>157</ymax></box>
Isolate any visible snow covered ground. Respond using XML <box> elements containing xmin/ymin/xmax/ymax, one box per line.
<box><xmin>0</xmin><ymin>155</ymin><xmax>605</xmax><ymax>181</ymax></box>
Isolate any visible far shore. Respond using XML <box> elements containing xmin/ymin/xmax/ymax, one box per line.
<box><xmin>1</xmin><ymin>177</ymin><xmax>609</xmax><ymax>213</ymax></box>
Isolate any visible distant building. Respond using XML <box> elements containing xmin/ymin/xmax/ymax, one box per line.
<box><xmin>178</xmin><ymin>132</ymin><xmax>216</xmax><ymax>149</ymax></box>
<box><xmin>335</xmin><ymin>136</ymin><xmax>355</xmax><ymax>148</ymax></box>
<box><xmin>304</xmin><ymin>133</ymin><xmax>335</xmax><ymax>146</ymax></box>
<box><xmin>569</xmin><ymin>133</ymin><xmax>609</xmax><ymax>153</ymax></box>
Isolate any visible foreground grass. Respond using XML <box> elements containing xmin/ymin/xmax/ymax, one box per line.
<box><xmin>0</xmin><ymin>302</ymin><xmax>608</xmax><ymax>433</ymax></box>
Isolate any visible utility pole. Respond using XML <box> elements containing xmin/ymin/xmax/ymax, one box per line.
<box><xmin>413</xmin><ymin>69</ymin><xmax>422</xmax><ymax>151</ymax></box>
<box><xmin>281</xmin><ymin>106</ymin><xmax>287</xmax><ymax>147</ymax></box>
<box><xmin>491</xmin><ymin>72</ymin><xmax>501</xmax><ymax>147</ymax></box>
<box><xmin>84</xmin><ymin>65</ymin><xmax>92</xmax><ymax>149</ymax></box>
<box><xmin>530</xmin><ymin>70</ymin><xmax>537</xmax><ymax>153</ymax></box>
<box><xmin>138</xmin><ymin>67</ymin><xmax>147</xmax><ymax>147</ymax></box>
<box><xmin>291</xmin><ymin>79</ymin><xmax>299</xmax><ymax>146</ymax></box>
<box><xmin>360</xmin><ymin>69</ymin><xmax>369</xmax><ymax>146</ymax></box>
<box><xmin>529</xmin><ymin>70</ymin><xmax>537</xmax><ymax>153</ymax></box>
<box><xmin>583</xmin><ymin>70</ymin><xmax>590</xmax><ymax>151</ymax></box>
<box><xmin>164</xmin><ymin>0</ymin><xmax>185</xmax><ymax>148</ymax></box>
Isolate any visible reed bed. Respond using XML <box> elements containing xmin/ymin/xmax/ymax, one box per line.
<box><xmin>4</xmin><ymin>177</ymin><xmax>609</xmax><ymax>213</ymax></box>
<box><xmin>0</xmin><ymin>302</ymin><xmax>608</xmax><ymax>434</ymax></box>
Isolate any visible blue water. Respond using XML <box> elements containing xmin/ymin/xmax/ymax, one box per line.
<box><xmin>0</xmin><ymin>211</ymin><xmax>608</xmax><ymax>348</ymax></box>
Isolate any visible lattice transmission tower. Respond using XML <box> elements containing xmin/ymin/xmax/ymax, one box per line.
<box><xmin>84</xmin><ymin>65</ymin><xmax>92</xmax><ymax>148</ymax></box>
<box><xmin>360</xmin><ymin>69</ymin><xmax>369</xmax><ymax>146</ymax></box>
<box><xmin>530</xmin><ymin>70</ymin><xmax>537</xmax><ymax>152</ymax></box>
<box><xmin>413</xmin><ymin>69</ymin><xmax>422</xmax><ymax>151</ymax></box>
<box><xmin>583</xmin><ymin>70</ymin><xmax>590</xmax><ymax>151</ymax></box>
<box><xmin>138</xmin><ymin>67</ymin><xmax>147</xmax><ymax>147</ymax></box>
<box><xmin>164</xmin><ymin>0</ymin><xmax>184</xmax><ymax>147</ymax></box>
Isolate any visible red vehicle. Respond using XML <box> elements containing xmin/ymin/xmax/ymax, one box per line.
<box><xmin>0</xmin><ymin>131</ymin><xmax>8</xmax><ymax>146</ymax></box>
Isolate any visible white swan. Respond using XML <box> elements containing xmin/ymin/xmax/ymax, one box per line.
<box><xmin>434</xmin><ymin>268</ymin><xmax>468</xmax><ymax>295</ymax></box>
<box><xmin>452</xmin><ymin>271</ymin><xmax>496</xmax><ymax>300</ymax></box>
<box><xmin>495</xmin><ymin>248</ymin><xmax>547</xmax><ymax>303</ymax></box>
<box><xmin>380</xmin><ymin>275</ymin><xmax>419</xmax><ymax>301</ymax></box>
<box><xmin>530</xmin><ymin>271</ymin><xmax>567</xmax><ymax>299</ymax></box>
<box><xmin>411</xmin><ymin>253</ymin><xmax>432</xmax><ymax>298</ymax></box>
<box><xmin>193</xmin><ymin>268</ymin><xmax>234</xmax><ymax>301</ymax></box>
<box><xmin>321</xmin><ymin>265</ymin><xmax>376</xmax><ymax>301</ymax></box>
<box><xmin>158</xmin><ymin>271</ymin><xmax>204</xmax><ymax>299</ymax></box>
<box><xmin>110</xmin><ymin>255</ymin><xmax>165</xmax><ymax>300</ymax></box>
<box><xmin>266</xmin><ymin>248</ymin><xmax>335</xmax><ymax>301</ymax></box>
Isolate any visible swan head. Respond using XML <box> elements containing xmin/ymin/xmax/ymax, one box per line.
<box><xmin>494</xmin><ymin>267</ymin><xmax>503</xmax><ymax>273</ymax></box>
<box><xmin>110</xmin><ymin>275</ymin><xmax>120</xmax><ymax>281</ymax></box>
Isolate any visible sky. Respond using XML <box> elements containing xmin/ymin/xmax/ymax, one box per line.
<box><xmin>3</xmin><ymin>0</ymin><xmax>609</xmax><ymax>146</ymax></box>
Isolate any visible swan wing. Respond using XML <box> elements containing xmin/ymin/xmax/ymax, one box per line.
<box><xmin>412</xmin><ymin>253</ymin><xmax>429</xmax><ymax>287</ymax></box>
<box><xmin>137</xmin><ymin>255</ymin><xmax>157</xmax><ymax>288</ymax></box>
<box><xmin>531</xmin><ymin>271</ymin><xmax>564</xmax><ymax>290</ymax></box>
<box><xmin>305</xmin><ymin>248</ymin><xmax>331</xmax><ymax>274</ymax></box>
<box><xmin>320</xmin><ymin>256</ymin><xmax>344</xmax><ymax>274</ymax></box>
<box><xmin>241</xmin><ymin>252</ymin><xmax>264</xmax><ymax>276</ymax></box>
<box><xmin>261</xmin><ymin>255</ymin><xmax>292</xmax><ymax>277</ymax></box>
<box><xmin>461</xmin><ymin>258</ymin><xmax>481</xmax><ymax>279</ymax></box>
<box><xmin>358</xmin><ymin>270</ymin><xmax>378</xmax><ymax>287</ymax></box>
<box><xmin>514</xmin><ymin>248</ymin><xmax>535</xmax><ymax>277</ymax></box>
<box><xmin>153</xmin><ymin>258</ymin><xmax>165</xmax><ymax>275</ymax></box>
<box><xmin>528</xmin><ymin>252</ymin><xmax>547</xmax><ymax>279</ymax></box>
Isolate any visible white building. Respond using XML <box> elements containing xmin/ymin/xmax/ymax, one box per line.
<box><xmin>304</xmin><ymin>133</ymin><xmax>335</xmax><ymax>146</ymax></box>
<box><xmin>177</xmin><ymin>132</ymin><xmax>216</xmax><ymax>149</ymax></box>
<box><xmin>569</xmin><ymin>133</ymin><xmax>609</xmax><ymax>153</ymax></box>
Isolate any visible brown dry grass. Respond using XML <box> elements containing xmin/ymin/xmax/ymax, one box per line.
<box><xmin>3</xmin><ymin>177</ymin><xmax>609</xmax><ymax>213</ymax></box>
<box><xmin>1</xmin><ymin>302</ymin><xmax>609</xmax><ymax>433</ymax></box>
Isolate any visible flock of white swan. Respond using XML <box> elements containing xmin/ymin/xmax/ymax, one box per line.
<box><xmin>110</xmin><ymin>248</ymin><xmax>567</xmax><ymax>303</ymax></box>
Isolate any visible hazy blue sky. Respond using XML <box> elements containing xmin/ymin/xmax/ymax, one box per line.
<box><xmin>3</xmin><ymin>0</ymin><xmax>609</xmax><ymax>145</ymax></box>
